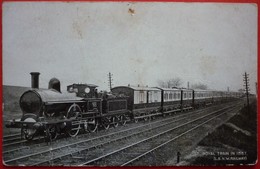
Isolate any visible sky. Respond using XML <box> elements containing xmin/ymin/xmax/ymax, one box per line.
<box><xmin>3</xmin><ymin>2</ymin><xmax>257</xmax><ymax>93</ymax></box>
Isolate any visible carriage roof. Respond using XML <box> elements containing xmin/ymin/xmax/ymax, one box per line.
<box><xmin>112</xmin><ymin>86</ymin><xmax>161</xmax><ymax>91</ymax></box>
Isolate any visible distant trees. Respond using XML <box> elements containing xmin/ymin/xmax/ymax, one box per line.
<box><xmin>157</xmin><ymin>78</ymin><xmax>209</xmax><ymax>90</ymax></box>
<box><xmin>238</xmin><ymin>88</ymin><xmax>245</xmax><ymax>93</ymax></box>
<box><xmin>190</xmin><ymin>83</ymin><xmax>208</xmax><ymax>90</ymax></box>
<box><xmin>157</xmin><ymin>78</ymin><xmax>183</xmax><ymax>88</ymax></box>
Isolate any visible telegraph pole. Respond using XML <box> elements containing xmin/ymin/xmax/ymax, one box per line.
<box><xmin>243</xmin><ymin>72</ymin><xmax>250</xmax><ymax>110</ymax></box>
<box><xmin>108</xmin><ymin>72</ymin><xmax>113</xmax><ymax>91</ymax></box>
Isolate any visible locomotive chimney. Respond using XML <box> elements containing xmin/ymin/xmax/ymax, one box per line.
<box><xmin>30</xmin><ymin>72</ymin><xmax>40</xmax><ymax>89</ymax></box>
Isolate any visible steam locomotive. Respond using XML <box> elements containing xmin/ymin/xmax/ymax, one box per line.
<box><xmin>6</xmin><ymin>73</ymin><xmax>130</xmax><ymax>141</ymax></box>
<box><xmin>6</xmin><ymin>72</ymin><xmax>243</xmax><ymax>141</ymax></box>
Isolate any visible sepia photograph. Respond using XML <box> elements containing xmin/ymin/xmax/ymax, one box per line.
<box><xmin>2</xmin><ymin>1</ymin><xmax>257</xmax><ymax>166</ymax></box>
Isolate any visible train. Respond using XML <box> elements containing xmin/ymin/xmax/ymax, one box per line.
<box><xmin>5</xmin><ymin>72</ymin><xmax>244</xmax><ymax>141</ymax></box>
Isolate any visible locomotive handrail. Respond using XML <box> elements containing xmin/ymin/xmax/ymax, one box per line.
<box><xmin>45</xmin><ymin>100</ymin><xmax>85</xmax><ymax>105</ymax></box>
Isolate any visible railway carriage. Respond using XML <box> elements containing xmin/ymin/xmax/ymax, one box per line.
<box><xmin>193</xmin><ymin>89</ymin><xmax>214</xmax><ymax>107</ymax></box>
<box><xmin>111</xmin><ymin>86</ymin><xmax>162</xmax><ymax>122</ymax></box>
<box><xmin>157</xmin><ymin>87</ymin><xmax>182</xmax><ymax>112</ymax></box>
<box><xmin>180</xmin><ymin>88</ymin><xmax>194</xmax><ymax>110</ymax></box>
<box><xmin>212</xmin><ymin>91</ymin><xmax>223</xmax><ymax>103</ymax></box>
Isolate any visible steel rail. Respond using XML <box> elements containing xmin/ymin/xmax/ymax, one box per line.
<box><xmin>3</xmin><ymin>104</ymin><xmax>218</xmax><ymax>157</ymax></box>
<box><xmin>121</xmin><ymin>106</ymin><xmax>241</xmax><ymax>166</ymax></box>
<box><xmin>4</xmin><ymin>102</ymin><xmax>240</xmax><ymax>166</ymax></box>
<box><xmin>76</xmin><ymin>104</ymin><xmax>238</xmax><ymax>166</ymax></box>
<box><xmin>31</xmin><ymin>106</ymin><xmax>222</xmax><ymax>166</ymax></box>
<box><xmin>3</xmin><ymin>133</ymin><xmax>20</xmax><ymax>139</ymax></box>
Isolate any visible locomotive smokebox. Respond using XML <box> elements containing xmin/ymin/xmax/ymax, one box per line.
<box><xmin>30</xmin><ymin>72</ymin><xmax>40</xmax><ymax>89</ymax></box>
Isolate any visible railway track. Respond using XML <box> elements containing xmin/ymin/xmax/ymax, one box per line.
<box><xmin>2</xmin><ymin>103</ymin><xmax>221</xmax><ymax>153</ymax></box>
<box><xmin>79</xmin><ymin>104</ymin><xmax>242</xmax><ymax>166</ymax></box>
<box><xmin>125</xmin><ymin>104</ymin><xmax>244</xmax><ymax>166</ymax></box>
<box><xmin>3</xmin><ymin>101</ymin><xmax>243</xmax><ymax>166</ymax></box>
<box><xmin>3</xmin><ymin>106</ymin><xmax>213</xmax><ymax>165</ymax></box>
<box><xmin>122</xmin><ymin>105</ymin><xmax>243</xmax><ymax>166</ymax></box>
<box><xmin>3</xmin><ymin>133</ymin><xmax>21</xmax><ymax>144</ymax></box>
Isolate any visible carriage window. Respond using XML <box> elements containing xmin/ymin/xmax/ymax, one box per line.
<box><xmin>164</xmin><ymin>93</ymin><xmax>167</xmax><ymax>100</ymax></box>
<box><xmin>139</xmin><ymin>91</ymin><xmax>145</xmax><ymax>103</ymax></box>
<box><xmin>154</xmin><ymin>92</ymin><xmax>157</xmax><ymax>102</ymax></box>
<box><xmin>169</xmin><ymin>93</ymin><xmax>173</xmax><ymax>100</ymax></box>
<box><xmin>154</xmin><ymin>91</ymin><xmax>158</xmax><ymax>102</ymax></box>
<box><xmin>149</xmin><ymin>92</ymin><xmax>152</xmax><ymax>103</ymax></box>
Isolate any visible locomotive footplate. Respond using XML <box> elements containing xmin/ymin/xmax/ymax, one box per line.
<box><xmin>5</xmin><ymin>117</ymin><xmax>91</xmax><ymax>130</ymax></box>
<box><xmin>6</xmin><ymin>118</ymin><xmax>76</xmax><ymax>129</ymax></box>
<box><xmin>6</xmin><ymin>117</ymin><xmax>94</xmax><ymax>143</ymax></box>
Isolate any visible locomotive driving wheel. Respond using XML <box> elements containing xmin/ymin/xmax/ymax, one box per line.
<box><xmin>66</xmin><ymin>104</ymin><xmax>82</xmax><ymax>137</ymax></box>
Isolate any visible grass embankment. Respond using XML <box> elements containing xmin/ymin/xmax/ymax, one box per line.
<box><xmin>3</xmin><ymin>85</ymin><xmax>31</xmax><ymax>113</ymax></box>
<box><xmin>191</xmin><ymin>100</ymin><xmax>257</xmax><ymax>165</ymax></box>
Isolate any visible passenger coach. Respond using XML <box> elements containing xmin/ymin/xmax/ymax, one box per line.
<box><xmin>111</xmin><ymin>85</ymin><xmax>162</xmax><ymax>122</ymax></box>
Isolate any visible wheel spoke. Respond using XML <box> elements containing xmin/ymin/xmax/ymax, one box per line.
<box><xmin>67</xmin><ymin>104</ymin><xmax>82</xmax><ymax>137</ymax></box>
